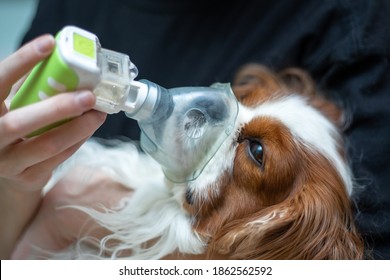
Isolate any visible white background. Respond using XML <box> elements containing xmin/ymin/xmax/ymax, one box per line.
<box><xmin>2</xmin><ymin>260</ymin><xmax>389</xmax><ymax>280</ymax></box>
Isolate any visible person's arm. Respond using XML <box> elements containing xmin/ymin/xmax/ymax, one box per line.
<box><xmin>0</xmin><ymin>35</ymin><xmax>107</xmax><ymax>259</ymax></box>
<box><xmin>11</xmin><ymin>165</ymin><xmax>133</xmax><ymax>259</ymax></box>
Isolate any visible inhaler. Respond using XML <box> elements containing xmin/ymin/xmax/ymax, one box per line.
<box><xmin>10</xmin><ymin>26</ymin><xmax>239</xmax><ymax>182</ymax></box>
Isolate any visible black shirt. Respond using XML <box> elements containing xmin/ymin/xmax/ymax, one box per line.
<box><xmin>22</xmin><ymin>0</ymin><xmax>390</xmax><ymax>259</ymax></box>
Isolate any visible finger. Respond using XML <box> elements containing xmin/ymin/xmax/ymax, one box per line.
<box><xmin>23</xmin><ymin>110</ymin><xmax>106</xmax><ymax>168</ymax></box>
<box><xmin>0</xmin><ymin>110</ymin><xmax>106</xmax><ymax>177</ymax></box>
<box><xmin>0</xmin><ymin>34</ymin><xmax>55</xmax><ymax>101</ymax></box>
<box><xmin>0</xmin><ymin>91</ymin><xmax>99</xmax><ymax>146</ymax></box>
<box><xmin>1</xmin><ymin>101</ymin><xmax>7</xmax><ymax>116</ymax></box>
<box><xmin>7</xmin><ymin>74</ymin><xmax>29</xmax><ymax>100</ymax></box>
<box><xmin>13</xmin><ymin>138</ymin><xmax>89</xmax><ymax>191</ymax></box>
<box><xmin>2</xmin><ymin>76</ymin><xmax>27</xmax><ymax>116</ymax></box>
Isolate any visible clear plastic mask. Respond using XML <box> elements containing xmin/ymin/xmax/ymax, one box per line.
<box><xmin>130</xmin><ymin>80</ymin><xmax>239</xmax><ymax>183</ymax></box>
<box><xmin>80</xmin><ymin>45</ymin><xmax>239</xmax><ymax>183</ymax></box>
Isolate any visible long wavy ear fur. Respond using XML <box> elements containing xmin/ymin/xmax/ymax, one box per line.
<box><xmin>206</xmin><ymin>149</ymin><xmax>364</xmax><ymax>260</ymax></box>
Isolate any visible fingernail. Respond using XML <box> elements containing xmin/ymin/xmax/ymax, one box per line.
<box><xmin>35</xmin><ymin>35</ymin><xmax>55</xmax><ymax>55</ymax></box>
<box><xmin>76</xmin><ymin>91</ymin><xmax>95</xmax><ymax>108</ymax></box>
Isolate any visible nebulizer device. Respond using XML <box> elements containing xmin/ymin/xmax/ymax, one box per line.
<box><xmin>10</xmin><ymin>26</ymin><xmax>238</xmax><ymax>183</ymax></box>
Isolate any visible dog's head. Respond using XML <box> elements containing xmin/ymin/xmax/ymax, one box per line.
<box><xmin>182</xmin><ymin>64</ymin><xmax>364</xmax><ymax>259</ymax></box>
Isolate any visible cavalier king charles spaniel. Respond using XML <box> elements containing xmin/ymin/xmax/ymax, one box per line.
<box><xmin>27</xmin><ymin>64</ymin><xmax>365</xmax><ymax>259</ymax></box>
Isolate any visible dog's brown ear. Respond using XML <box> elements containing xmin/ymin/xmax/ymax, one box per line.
<box><xmin>278</xmin><ymin>68</ymin><xmax>317</xmax><ymax>97</ymax></box>
<box><xmin>232</xmin><ymin>64</ymin><xmax>346</xmax><ymax>128</ymax></box>
<box><xmin>279</xmin><ymin>67</ymin><xmax>346</xmax><ymax>129</ymax></box>
<box><xmin>232</xmin><ymin>63</ymin><xmax>283</xmax><ymax>106</ymax></box>
<box><xmin>207</xmin><ymin>196</ymin><xmax>364</xmax><ymax>260</ymax></box>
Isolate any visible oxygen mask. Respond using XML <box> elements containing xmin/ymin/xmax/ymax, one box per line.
<box><xmin>128</xmin><ymin>80</ymin><xmax>238</xmax><ymax>183</ymax></box>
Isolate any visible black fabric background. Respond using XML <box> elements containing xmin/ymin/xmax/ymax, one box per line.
<box><xmin>21</xmin><ymin>0</ymin><xmax>390</xmax><ymax>259</ymax></box>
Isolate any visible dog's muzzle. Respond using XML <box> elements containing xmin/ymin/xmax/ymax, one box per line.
<box><xmin>137</xmin><ymin>82</ymin><xmax>238</xmax><ymax>183</ymax></box>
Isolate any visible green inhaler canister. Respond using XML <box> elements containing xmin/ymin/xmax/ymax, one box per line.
<box><xmin>10</xmin><ymin>25</ymin><xmax>138</xmax><ymax>136</ymax></box>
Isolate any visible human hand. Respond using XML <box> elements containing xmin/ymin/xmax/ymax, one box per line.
<box><xmin>0</xmin><ymin>34</ymin><xmax>107</xmax><ymax>258</ymax></box>
<box><xmin>0</xmin><ymin>34</ymin><xmax>107</xmax><ymax>191</ymax></box>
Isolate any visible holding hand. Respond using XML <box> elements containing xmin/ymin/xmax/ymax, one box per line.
<box><xmin>0</xmin><ymin>34</ymin><xmax>106</xmax><ymax>258</ymax></box>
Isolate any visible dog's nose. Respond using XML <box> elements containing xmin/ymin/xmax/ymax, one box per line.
<box><xmin>184</xmin><ymin>109</ymin><xmax>207</xmax><ymax>139</ymax></box>
<box><xmin>184</xmin><ymin>96</ymin><xmax>228</xmax><ymax>139</ymax></box>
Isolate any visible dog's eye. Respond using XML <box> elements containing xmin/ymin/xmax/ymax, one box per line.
<box><xmin>248</xmin><ymin>140</ymin><xmax>264</xmax><ymax>166</ymax></box>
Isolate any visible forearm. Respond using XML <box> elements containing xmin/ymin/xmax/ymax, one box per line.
<box><xmin>0</xmin><ymin>184</ymin><xmax>42</xmax><ymax>259</ymax></box>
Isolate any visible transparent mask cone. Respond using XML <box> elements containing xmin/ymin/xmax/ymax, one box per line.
<box><xmin>137</xmin><ymin>82</ymin><xmax>238</xmax><ymax>183</ymax></box>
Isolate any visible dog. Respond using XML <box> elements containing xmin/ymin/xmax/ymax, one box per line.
<box><xmin>31</xmin><ymin>63</ymin><xmax>365</xmax><ymax>259</ymax></box>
